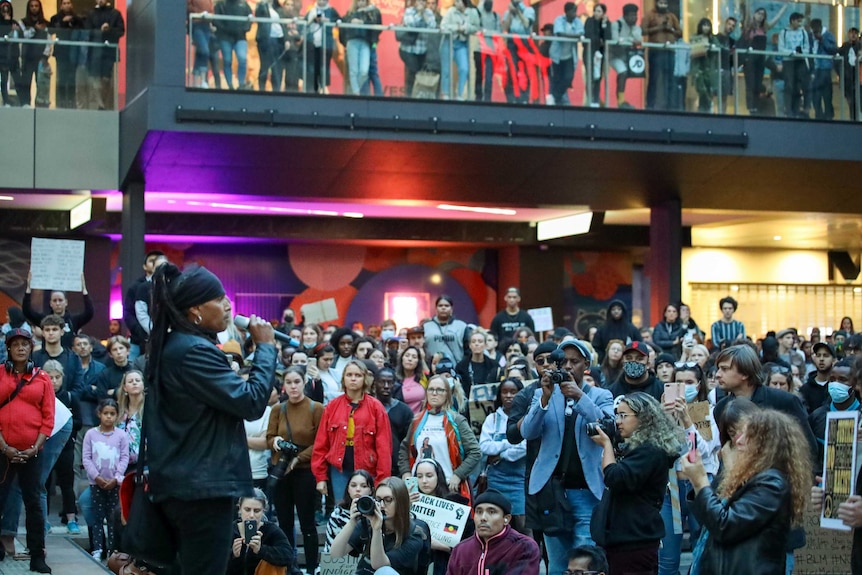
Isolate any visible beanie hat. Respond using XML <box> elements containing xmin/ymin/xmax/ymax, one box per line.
<box><xmin>534</xmin><ymin>340</ymin><xmax>557</xmax><ymax>357</ymax></box>
<box><xmin>473</xmin><ymin>489</ymin><xmax>512</xmax><ymax>515</ymax></box>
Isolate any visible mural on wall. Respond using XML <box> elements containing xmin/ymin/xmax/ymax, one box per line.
<box><xmin>108</xmin><ymin>242</ymin><xmax>496</xmax><ymax>330</ymax></box>
<box><xmin>562</xmin><ymin>251</ymin><xmax>633</xmax><ymax>339</ymax></box>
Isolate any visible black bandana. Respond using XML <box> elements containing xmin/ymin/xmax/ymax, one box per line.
<box><xmin>170</xmin><ymin>266</ymin><xmax>225</xmax><ymax>311</ymax></box>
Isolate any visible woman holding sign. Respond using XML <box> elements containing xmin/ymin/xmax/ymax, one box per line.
<box><xmin>680</xmin><ymin>409</ymin><xmax>812</xmax><ymax>575</ymax></box>
<box><xmin>658</xmin><ymin>363</ymin><xmax>720</xmax><ymax>575</ymax></box>
<box><xmin>398</xmin><ymin>374</ymin><xmax>481</xmax><ymax>504</ymax></box>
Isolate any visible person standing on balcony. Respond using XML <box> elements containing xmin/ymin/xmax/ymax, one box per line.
<box><xmin>778</xmin><ymin>12</ymin><xmax>811</xmax><ymax>118</ymax></box>
<box><xmin>439</xmin><ymin>0</ymin><xmax>479</xmax><ymax>100</ymax></box>
<box><xmin>84</xmin><ymin>0</ymin><xmax>124</xmax><ymax>109</ymax></box>
<box><xmin>255</xmin><ymin>0</ymin><xmax>288</xmax><ymax>91</ymax></box>
<box><xmin>838</xmin><ymin>27</ymin><xmax>862</xmax><ymax>120</ymax></box>
<box><xmin>342</xmin><ymin>0</ymin><xmax>382</xmax><ymax>95</ymax></box>
<box><xmin>502</xmin><ymin>0</ymin><xmax>535</xmax><ymax>104</ymax></box>
<box><xmin>305</xmin><ymin>0</ymin><xmax>340</xmax><ymax>94</ymax></box>
<box><xmin>214</xmin><ymin>0</ymin><xmax>252</xmax><ymax>89</ymax></box>
<box><xmin>739</xmin><ymin>3</ymin><xmax>788</xmax><ymax>115</ymax></box>
<box><xmin>642</xmin><ymin>0</ymin><xmax>680</xmax><ymax>110</ymax></box>
<box><xmin>809</xmin><ymin>18</ymin><xmax>837</xmax><ymax>121</ymax></box>
<box><xmin>548</xmin><ymin>2</ymin><xmax>584</xmax><ymax>106</ymax></box>
<box><xmin>399</xmin><ymin>0</ymin><xmax>437</xmax><ymax>97</ymax></box>
<box><xmin>609</xmin><ymin>4</ymin><xmax>642</xmax><ymax>109</ymax></box>
<box><xmin>187</xmin><ymin>0</ymin><xmax>215</xmax><ymax>88</ymax></box>
<box><xmin>49</xmin><ymin>0</ymin><xmax>84</xmax><ymax>109</ymax></box>
<box><xmin>17</xmin><ymin>0</ymin><xmax>49</xmax><ymax>108</ymax></box>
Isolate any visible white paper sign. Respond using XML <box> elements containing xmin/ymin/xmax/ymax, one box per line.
<box><xmin>319</xmin><ymin>554</ymin><xmax>359</xmax><ymax>575</ymax></box>
<box><xmin>820</xmin><ymin>410</ymin><xmax>858</xmax><ymax>531</ymax></box>
<box><xmin>301</xmin><ymin>298</ymin><xmax>339</xmax><ymax>324</ymax></box>
<box><xmin>409</xmin><ymin>493</ymin><xmax>470</xmax><ymax>547</ymax></box>
<box><xmin>527</xmin><ymin>307</ymin><xmax>554</xmax><ymax>332</ymax></box>
<box><xmin>30</xmin><ymin>238</ymin><xmax>85</xmax><ymax>292</ymax></box>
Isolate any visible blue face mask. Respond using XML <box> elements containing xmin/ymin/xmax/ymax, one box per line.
<box><xmin>684</xmin><ymin>384</ymin><xmax>699</xmax><ymax>403</ymax></box>
<box><xmin>828</xmin><ymin>382</ymin><xmax>852</xmax><ymax>404</ymax></box>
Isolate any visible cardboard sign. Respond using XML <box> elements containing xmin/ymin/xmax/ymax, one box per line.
<box><xmin>821</xmin><ymin>411</ymin><xmax>858</xmax><ymax>531</ymax></box>
<box><xmin>793</xmin><ymin>506</ymin><xmax>854</xmax><ymax>574</ymax></box>
<box><xmin>301</xmin><ymin>298</ymin><xmax>339</xmax><ymax>324</ymax></box>
<box><xmin>409</xmin><ymin>493</ymin><xmax>471</xmax><ymax>548</ymax></box>
<box><xmin>468</xmin><ymin>383</ymin><xmax>499</xmax><ymax>436</ymax></box>
<box><xmin>30</xmin><ymin>238</ymin><xmax>85</xmax><ymax>292</ymax></box>
<box><xmin>319</xmin><ymin>553</ymin><xmax>360</xmax><ymax>575</ymax></box>
<box><xmin>687</xmin><ymin>401</ymin><xmax>713</xmax><ymax>441</ymax></box>
<box><xmin>527</xmin><ymin>307</ymin><xmax>554</xmax><ymax>333</ymax></box>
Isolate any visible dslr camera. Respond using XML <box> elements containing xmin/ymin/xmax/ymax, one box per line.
<box><xmin>266</xmin><ymin>440</ymin><xmax>301</xmax><ymax>490</ymax></box>
<box><xmin>547</xmin><ymin>349</ymin><xmax>571</xmax><ymax>385</ymax></box>
<box><xmin>356</xmin><ymin>495</ymin><xmax>378</xmax><ymax>516</ymax></box>
<box><xmin>585</xmin><ymin>416</ymin><xmax>617</xmax><ymax>439</ymax></box>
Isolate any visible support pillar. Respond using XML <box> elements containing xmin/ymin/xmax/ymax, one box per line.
<box><xmin>120</xmin><ymin>181</ymin><xmax>146</xmax><ymax>300</ymax></box>
<box><xmin>648</xmin><ymin>199</ymin><xmax>682</xmax><ymax>326</ymax></box>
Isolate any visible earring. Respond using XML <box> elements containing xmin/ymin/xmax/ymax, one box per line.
<box><xmin>194</xmin><ymin>314</ymin><xmax>202</xmax><ymax>325</ymax></box>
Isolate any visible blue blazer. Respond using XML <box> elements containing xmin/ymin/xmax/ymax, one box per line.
<box><xmin>520</xmin><ymin>384</ymin><xmax>614</xmax><ymax>501</ymax></box>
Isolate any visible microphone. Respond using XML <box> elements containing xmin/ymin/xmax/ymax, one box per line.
<box><xmin>234</xmin><ymin>315</ymin><xmax>300</xmax><ymax>347</ymax></box>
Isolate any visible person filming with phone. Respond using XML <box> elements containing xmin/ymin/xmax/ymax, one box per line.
<box><xmin>227</xmin><ymin>489</ymin><xmax>299</xmax><ymax>575</ymax></box>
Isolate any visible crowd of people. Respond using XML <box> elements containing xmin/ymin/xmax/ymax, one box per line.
<box><xmin>0</xmin><ymin>0</ymin><xmax>124</xmax><ymax>109</ymax></box>
<box><xmin>2</xmin><ymin>254</ymin><xmax>862</xmax><ymax>575</ymax></box>
<box><xmin>184</xmin><ymin>0</ymin><xmax>862</xmax><ymax>118</ymax></box>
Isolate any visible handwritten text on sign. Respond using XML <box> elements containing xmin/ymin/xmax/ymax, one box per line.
<box><xmin>410</xmin><ymin>493</ymin><xmax>470</xmax><ymax>547</ymax></box>
<box><xmin>30</xmin><ymin>238</ymin><xmax>85</xmax><ymax>292</ymax></box>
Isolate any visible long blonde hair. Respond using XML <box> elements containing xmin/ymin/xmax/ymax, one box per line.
<box><xmin>116</xmin><ymin>369</ymin><xmax>146</xmax><ymax>419</ymax></box>
<box><xmin>718</xmin><ymin>409</ymin><xmax>812</xmax><ymax>524</ymax></box>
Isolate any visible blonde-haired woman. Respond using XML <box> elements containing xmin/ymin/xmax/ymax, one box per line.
<box><xmin>312</xmin><ymin>360</ymin><xmax>392</xmax><ymax>499</ymax></box>
<box><xmin>398</xmin><ymin>373</ymin><xmax>480</xmax><ymax>503</ymax></box>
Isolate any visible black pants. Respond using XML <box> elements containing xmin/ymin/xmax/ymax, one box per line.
<box><xmin>605</xmin><ymin>543</ymin><xmax>658</xmax><ymax>575</ymax></box>
<box><xmin>550</xmin><ymin>58</ymin><xmax>575</xmax><ymax>103</ymax></box>
<box><xmin>784</xmin><ymin>58</ymin><xmax>809</xmax><ymax>117</ymax></box>
<box><xmin>744</xmin><ymin>54</ymin><xmax>765</xmax><ymax>112</ymax></box>
<box><xmin>48</xmin><ymin>440</ymin><xmax>77</xmax><ymax>516</ymax></box>
<box><xmin>305</xmin><ymin>46</ymin><xmax>333</xmax><ymax>93</ymax></box>
<box><xmin>399</xmin><ymin>49</ymin><xmax>426</xmax><ymax>97</ymax></box>
<box><xmin>0</xmin><ymin>454</ymin><xmax>46</xmax><ymax>558</ymax></box>
<box><xmin>55</xmin><ymin>56</ymin><xmax>77</xmax><ymax>108</ymax></box>
<box><xmin>91</xmin><ymin>485</ymin><xmax>119</xmax><ymax>553</ymax></box>
<box><xmin>475</xmin><ymin>52</ymin><xmax>494</xmax><ymax>101</ymax></box>
<box><xmin>16</xmin><ymin>58</ymin><xmax>39</xmax><ymax>107</ymax></box>
<box><xmin>646</xmin><ymin>49</ymin><xmax>673</xmax><ymax>110</ymax></box>
<box><xmin>273</xmin><ymin>468</ymin><xmax>319</xmax><ymax>570</ymax></box>
<box><xmin>504</xmin><ymin>39</ymin><xmax>531</xmax><ymax>103</ymax></box>
<box><xmin>258</xmin><ymin>36</ymin><xmax>285</xmax><ymax>92</ymax></box>
<box><xmin>158</xmin><ymin>496</ymin><xmax>235</xmax><ymax>575</ymax></box>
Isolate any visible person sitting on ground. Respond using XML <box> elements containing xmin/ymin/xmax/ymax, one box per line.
<box><xmin>227</xmin><ymin>489</ymin><xmax>301</xmax><ymax>575</ymax></box>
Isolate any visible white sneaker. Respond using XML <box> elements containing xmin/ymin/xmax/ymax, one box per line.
<box><xmin>91</xmin><ymin>549</ymin><xmax>102</xmax><ymax>561</ymax></box>
<box><xmin>545</xmin><ymin>94</ymin><xmax>555</xmax><ymax>105</ymax></box>
<box><xmin>200</xmin><ymin>81</ymin><xmax>209</xmax><ymax>89</ymax></box>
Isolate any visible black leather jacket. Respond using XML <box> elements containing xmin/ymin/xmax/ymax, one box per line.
<box><xmin>145</xmin><ymin>330</ymin><xmax>277</xmax><ymax>502</ymax></box>
<box><xmin>689</xmin><ymin>469</ymin><xmax>791</xmax><ymax>575</ymax></box>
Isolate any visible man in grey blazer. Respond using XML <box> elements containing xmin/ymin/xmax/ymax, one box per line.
<box><xmin>519</xmin><ymin>339</ymin><xmax>615</xmax><ymax>575</ymax></box>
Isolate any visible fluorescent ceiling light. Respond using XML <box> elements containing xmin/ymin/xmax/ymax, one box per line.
<box><xmin>536</xmin><ymin>212</ymin><xmax>593</xmax><ymax>241</ymax></box>
<box><xmin>437</xmin><ymin>204</ymin><xmax>517</xmax><ymax>216</ymax></box>
<box><xmin>0</xmin><ymin>196</ymin><xmax>13</xmax><ymax>201</ymax></box>
<box><xmin>343</xmin><ymin>212</ymin><xmax>364</xmax><ymax>218</ymax></box>
<box><xmin>69</xmin><ymin>198</ymin><xmax>93</xmax><ymax>230</ymax></box>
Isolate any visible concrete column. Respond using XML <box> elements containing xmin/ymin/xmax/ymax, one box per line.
<box><xmin>648</xmin><ymin>199</ymin><xmax>682</xmax><ymax>326</ymax></box>
<box><xmin>120</xmin><ymin>181</ymin><xmax>146</xmax><ymax>300</ymax></box>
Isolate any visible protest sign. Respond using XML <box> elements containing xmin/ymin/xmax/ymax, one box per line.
<box><xmin>820</xmin><ymin>411</ymin><xmax>858</xmax><ymax>531</ymax></box>
<box><xmin>410</xmin><ymin>493</ymin><xmax>471</xmax><ymax>547</ymax></box>
<box><xmin>687</xmin><ymin>401</ymin><xmax>713</xmax><ymax>441</ymax></box>
<box><xmin>794</xmin><ymin>506</ymin><xmax>853</xmax><ymax>574</ymax></box>
<box><xmin>301</xmin><ymin>298</ymin><xmax>339</xmax><ymax>324</ymax></box>
<box><xmin>30</xmin><ymin>238</ymin><xmax>85</xmax><ymax>292</ymax></box>
<box><xmin>468</xmin><ymin>383</ymin><xmax>499</xmax><ymax>436</ymax></box>
<box><xmin>527</xmin><ymin>307</ymin><xmax>554</xmax><ymax>332</ymax></box>
<box><xmin>319</xmin><ymin>553</ymin><xmax>359</xmax><ymax>575</ymax></box>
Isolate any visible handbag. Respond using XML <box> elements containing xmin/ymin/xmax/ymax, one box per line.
<box><xmin>625</xmin><ymin>46</ymin><xmax>646</xmax><ymax>78</ymax></box>
<box><xmin>474</xmin><ymin>465</ymin><xmax>489</xmax><ymax>496</ymax></box>
<box><xmin>589</xmin><ymin>487</ymin><xmax>612</xmax><ymax>546</ymax></box>
<box><xmin>413</xmin><ymin>68</ymin><xmax>440</xmax><ymax>99</ymax></box>
<box><xmin>255</xmin><ymin>560</ymin><xmax>287</xmax><ymax>575</ymax></box>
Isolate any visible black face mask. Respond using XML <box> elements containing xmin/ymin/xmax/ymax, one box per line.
<box><xmin>483</xmin><ymin>1</ymin><xmax>492</xmax><ymax>11</ymax></box>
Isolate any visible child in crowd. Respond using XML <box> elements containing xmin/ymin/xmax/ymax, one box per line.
<box><xmin>82</xmin><ymin>398</ymin><xmax>130</xmax><ymax>560</ymax></box>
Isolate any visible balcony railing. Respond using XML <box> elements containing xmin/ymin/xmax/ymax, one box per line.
<box><xmin>186</xmin><ymin>12</ymin><xmax>861</xmax><ymax>122</ymax></box>
<box><xmin>0</xmin><ymin>35</ymin><xmax>120</xmax><ymax>110</ymax></box>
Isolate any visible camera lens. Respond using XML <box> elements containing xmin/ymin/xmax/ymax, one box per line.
<box><xmin>356</xmin><ymin>495</ymin><xmax>377</xmax><ymax>515</ymax></box>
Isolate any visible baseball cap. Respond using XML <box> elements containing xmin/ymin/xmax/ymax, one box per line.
<box><xmin>5</xmin><ymin>328</ymin><xmax>33</xmax><ymax>346</ymax></box>
<box><xmin>623</xmin><ymin>341</ymin><xmax>649</xmax><ymax>357</ymax></box>
<box><xmin>812</xmin><ymin>342</ymin><xmax>836</xmax><ymax>358</ymax></box>
<box><xmin>558</xmin><ymin>339</ymin><xmax>591</xmax><ymax>360</ymax></box>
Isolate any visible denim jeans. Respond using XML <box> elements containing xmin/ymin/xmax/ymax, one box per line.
<box><xmin>347</xmin><ymin>39</ymin><xmax>371</xmax><ymax>95</ymax></box>
<box><xmin>361</xmin><ymin>46</ymin><xmax>383</xmax><ymax>95</ymax></box>
<box><xmin>329</xmin><ymin>465</ymin><xmax>352</xmax><ymax>505</ymax></box>
<box><xmin>1</xmin><ymin>418</ymin><xmax>73</xmax><ymax>536</ymax></box>
<box><xmin>191</xmin><ymin>22</ymin><xmax>212</xmax><ymax>75</ymax></box>
<box><xmin>219</xmin><ymin>39</ymin><xmax>248</xmax><ymax>88</ymax></box>
<box><xmin>659</xmin><ymin>477</ymin><xmax>706</xmax><ymax>575</ymax></box>
<box><xmin>440</xmin><ymin>39</ymin><xmax>469</xmax><ymax>99</ymax></box>
<box><xmin>129</xmin><ymin>343</ymin><xmax>141</xmax><ymax>362</ymax></box>
<box><xmin>544</xmin><ymin>488</ymin><xmax>599</xmax><ymax>575</ymax></box>
<box><xmin>258</xmin><ymin>36</ymin><xmax>285</xmax><ymax>91</ymax></box>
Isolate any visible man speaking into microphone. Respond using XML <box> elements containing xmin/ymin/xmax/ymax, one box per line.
<box><xmin>141</xmin><ymin>263</ymin><xmax>277</xmax><ymax>574</ymax></box>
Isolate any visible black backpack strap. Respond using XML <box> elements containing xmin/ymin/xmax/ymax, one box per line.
<box><xmin>0</xmin><ymin>372</ymin><xmax>34</xmax><ymax>410</ymax></box>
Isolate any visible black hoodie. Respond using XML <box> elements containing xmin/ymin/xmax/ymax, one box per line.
<box><xmin>592</xmin><ymin>299</ymin><xmax>642</xmax><ymax>363</ymax></box>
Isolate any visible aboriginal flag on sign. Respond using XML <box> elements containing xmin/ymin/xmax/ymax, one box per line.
<box><xmin>444</xmin><ymin>524</ymin><xmax>458</xmax><ymax>534</ymax></box>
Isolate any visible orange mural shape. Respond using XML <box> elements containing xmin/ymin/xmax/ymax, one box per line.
<box><xmin>290</xmin><ymin>285</ymin><xmax>358</xmax><ymax>328</ymax></box>
<box><xmin>449</xmin><ymin>267</ymin><xmax>488</xmax><ymax>314</ymax></box>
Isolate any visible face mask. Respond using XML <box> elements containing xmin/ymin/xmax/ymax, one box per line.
<box><xmin>381</xmin><ymin>329</ymin><xmax>395</xmax><ymax>341</ymax></box>
<box><xmin>685</xmin><ymin>384</ymin><xmax>699</xmax><ymax>403</ymax></box>
<box><xmin>623</xmin><ymin>361</ymin><xmax>647</xmax><ymax>379</ymax></box>
<box><xmin>483</xmin><ymin>0</ymin><xmax>492</xmax><ymax>11</ymax></box>
<box><xmin>828</xmin><ymin>382</ymin><xmax>852</xmax><ymax>404</ymax></box>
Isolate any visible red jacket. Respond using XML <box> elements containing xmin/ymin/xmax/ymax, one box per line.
<box><xmin>312</xmin><ymin>393</ymin><xmax>392</xmax><ymax>485</ymax></box>
<box><xmin>446</xmin><ymin>525</ymin><xmax>540</xmax><ymax>575</ymax></box>
<box><xmin>0</xmin><ymin>368</ymin><xmax>55</xmax><ymax>450</ymax></box>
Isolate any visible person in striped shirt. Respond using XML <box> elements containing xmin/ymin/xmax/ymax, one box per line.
<box><xmin>710</xmin><ymin>296</ymin><xmax>746</xmax><ymax>349</ymax></box>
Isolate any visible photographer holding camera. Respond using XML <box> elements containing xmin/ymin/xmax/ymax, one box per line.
<box><xmin>267</xmin><ymin>366</ymin><xmax>323</xmax><ymax>574</ymax></box>
<box><xmin>519</xmin><ymin>339</ymin><xmax>614</xmax><ymax>575</ymax></box>
<box><xmin>227</xmin><ymin>489</ymin><xmax>300</xmax><ymax>575</ymax></box>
